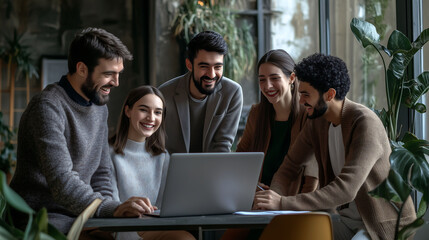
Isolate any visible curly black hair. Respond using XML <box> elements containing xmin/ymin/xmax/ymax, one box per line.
<box><xmin>294</xmin><ymin>53</ymin><xmax>350</xmax><ymax>100</ymax></box>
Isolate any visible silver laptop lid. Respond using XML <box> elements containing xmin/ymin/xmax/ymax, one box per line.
<box><xmin>158</xmin><ymin>152</ymin><xmax>264</xmax><ymax>217</ymax></box>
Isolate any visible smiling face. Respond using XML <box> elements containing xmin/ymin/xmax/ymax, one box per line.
<box><xmin>298</xmin><ymin>81</ymin><xmax>328</xmax><ymax>119</ymax></box>
<box><xmin>125</xmin><ymin>94</ymin><xmax>164</xmax><ymax>142</ymax></box>
<box><xmin>187</xmin><ymin>49</ymin><xmax>224</xmax><ymax>99</ymax></box>
<box><xmin>81</xmin><ymin>58</ymin><xmax>123</xmax><ymax>105</ymax></box>
<box><xmin>258</xmin><ymin>63</ymin><xmax>293</xmax><ymax>106</ymax></box>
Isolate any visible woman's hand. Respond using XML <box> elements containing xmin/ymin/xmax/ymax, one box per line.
<box><xmin>113</xmin><ymin>196</ymin><xmax>158</xmax><ymax>217</ymax></box>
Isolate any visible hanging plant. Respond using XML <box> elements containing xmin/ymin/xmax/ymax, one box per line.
<box><xmin>171</xmin><ymin>0</ymin><xmax>256</xmax><ymax>82</ymax></box>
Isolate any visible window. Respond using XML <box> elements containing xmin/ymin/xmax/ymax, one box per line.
<box><xmin>270</xmin><ymin>0</ymin><xmax>320</xmax><ymax>61</ymax></box>
<box><xmin>268</xmin><ymin>0</ymin><xmax>397</xmax><ymax>111</ymax></box>
<box><xmin>330</xmin><ymin>0</ymin><xmax>396</xmax><ymax>110</ymax></box>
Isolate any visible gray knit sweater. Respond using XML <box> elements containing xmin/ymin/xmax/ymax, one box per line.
<box><xmin>110</xmin><ymin>140</ymin><xmax>169</xmax><ymax>240</ymax></box>
<box><xmin>110</xmin><ymin>139</ymin><xmax>169</xmax><ymax>207</ymax></box>
<box><xmin>10</xmin><ymin>83</ymin><xmax>120</xmax><ymax>233</ymax></box>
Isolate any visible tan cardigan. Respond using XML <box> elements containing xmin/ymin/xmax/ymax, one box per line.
<box><xmin>271</xmin><ymin>98</ymin><xmax>416</xmax><ymax>240</ymax></box>
<box><xmin>237</xmin><ymin>104</ymin><xmax>318</xmax><ymax>195</ymax></box>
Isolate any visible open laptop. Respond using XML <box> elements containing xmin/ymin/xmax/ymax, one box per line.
<box><xmin>148</xmin><ymin>152</ymin><xmax>264</xmax><ymax>217</ymax></box>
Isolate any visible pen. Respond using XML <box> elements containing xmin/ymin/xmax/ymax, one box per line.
<box><xmin>257</xmin><ymin>185</ymin><xmax>265</xmax><ymax>191</ymax></box>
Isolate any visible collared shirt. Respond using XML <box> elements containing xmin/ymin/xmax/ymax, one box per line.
<box><xmin>58</xmin><ymin>75</ymin><xmax>92</xmax><ymax>106</ymax></box>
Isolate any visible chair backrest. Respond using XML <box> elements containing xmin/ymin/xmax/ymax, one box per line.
<box><xmin>67</xmin><ymin>198</ymin><xmax>102</xmax><ymax>240</ymax></box>
<box><xmin>259</xmin><ymin>212</ymin><xmax>333</xmax><ymax>240</ymax></box>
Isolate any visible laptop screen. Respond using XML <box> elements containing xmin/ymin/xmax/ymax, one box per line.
<box><xmin>155</xmin><ymin>152</ymin><xmax>264</xmax><ymax>217</ymax></box>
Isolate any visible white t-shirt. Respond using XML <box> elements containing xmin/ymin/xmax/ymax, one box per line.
<box><xmin>328</xmin><ymin>123</ymin><xmax>366</xmax><ymax>234</ymax></box>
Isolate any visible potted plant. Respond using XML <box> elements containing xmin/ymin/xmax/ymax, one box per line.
<box><xmin>350</xmin><ymin>18</ymin><xmax>429</xmax><ymax>239</ymax></box>
<box><xmin>0</xmin><ymin>171</ymin><xmax>67</xmax><ymax>239</ymax></box>
<box><xmin>1</xmin><ymin>29</ymin><xmax>39</xmax><ymax>129</ymax></box>
<box><xmin>170</xmin><ymin>0</ymin><xmax>256</xmax><ymax>82</ymax></box>
<box><xmin>0</xmin><ymin>30</ymin><xmax>38</xmax><ymax>180</ymax></box>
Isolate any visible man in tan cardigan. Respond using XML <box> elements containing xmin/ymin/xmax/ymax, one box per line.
<box><xmin>254</xmin><ymin>53</ymin><xmax>416</xmax><ymax>240</ymax></box>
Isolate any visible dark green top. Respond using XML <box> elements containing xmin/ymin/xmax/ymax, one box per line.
<box><xmin>261</xmin><ymin>119</ymin><xmax>292</xmax><ymax>185</ymax></box>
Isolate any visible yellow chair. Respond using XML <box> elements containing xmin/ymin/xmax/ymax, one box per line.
<box><xmin>67</xmin><ymin>198</ymin><xmax>102</xmax><ymax>240</ymax></box>
<box><xmin>259</xmin><ymin>212</ymin><xmax>333</xmax><ymax>240</ymax></box>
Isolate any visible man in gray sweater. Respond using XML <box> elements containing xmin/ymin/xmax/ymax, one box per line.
<box><xmin>10</xmin><ymin>28</ymin><xmax>149</xmax><ymax>234</ymax></box>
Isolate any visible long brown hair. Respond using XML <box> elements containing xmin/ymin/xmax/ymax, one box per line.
<box><xmin>251</xmin><ymin>49</ymin><xmax>300</xmax><ymax>152</ymax></box>
<box><xmin>109</xmin><ymin>86</ymin><xmax>166</xmax><ymax>155</ymax></box>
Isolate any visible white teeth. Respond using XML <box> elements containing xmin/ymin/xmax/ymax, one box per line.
<box><xmin>101</xmin><ymin>87</ymin><xmax>110</xmax><ymax>93</ymax></box>
<box><xmin>267</xmin><ymin>91</ymin><xmax>278</xmax><ymax>96</ymax></box>
<box><xmin>142</xmin><ymin>124</ymin><xmax>154</xmax><ymax>128</ymax></box>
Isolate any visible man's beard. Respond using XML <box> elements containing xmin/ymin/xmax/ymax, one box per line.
<box><xmin>81</xmin><ymin>75</ymin><xmax>111</xmax><ymax>106</ymax></box>
<box><xmin>192</xmin><ymin>69</ymin><xmax>222</xmax><ymax>96</ymax></box>
<box><xmin>306</xmin><ymin>95</ymin><xmax>328</xmax><ymax>119</ymax></box>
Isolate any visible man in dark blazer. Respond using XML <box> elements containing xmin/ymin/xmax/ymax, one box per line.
<box><xmin>159</xmin><ymin>31</ymin><xmax>243</xmax><ymax>153</ymax></box>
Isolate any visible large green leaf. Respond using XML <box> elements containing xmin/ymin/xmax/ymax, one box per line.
<box><xmin>386</xmin><ymin>69</ymin><xmax>401</xmax><ymax>110</ymax></box>
<box><xmin>402</xmin><ymin>72</ymin><xmax>429</xmax><ymax>112</ymax></box>
<box><xmin>417</xmin><ymin>196</ymin><xmax>428</xmax><ymax>219</ymax></box>
<box><xmin>0</xmin><ymin>172</ymin><xmax>34</xmax><ymax>215</ymax></box>
<box><xmin>38</xmin><ymin>232</ymin><xmax>59</xmax><ymax>240</ymax></box>
<box><xmin>0</xmin><ymin>194</ymin><xmax>6</xmax><ymax>219</ymax></box>
<box><xmin>36</xmin><ymin>208</ymin><xmax>49</xmax><ymax>233</ymax></box>
<box><xmin>23</xmin><ymin>214</ymin><xmax>34</xmax><ymax>240</ymax></box>
<box><xmin>388</xmin><ymin>53</ymin><xmax>406</xmax><ymax>83</ymax></box>
<box><xmin>368</xmin><ymin>169</ymin><xmax>411</xmax><ymax>203</ymax></box>
<box><xmin>350</xmin><ymin>18</ymin><xmax>380</xmax><ymax>47</ymax></box>
<box><xmin>0</xmin><ymin>219</ymin><xmax>24</xmax><ymax>238</ymax></box>
<box><xmin>412</xmin><ymin>28</ymin><xmax>429</xmax><ymax>50</ymax></box>
<box><xmin>25</xmin><ymin>209</ymin><xmax>51</xmax><ymax>240</ymax></box>
<box><xmin>390</xmin><ymin>134</ymin><xmax>429</xmax><ymax>196</ymax></box>
<box><xmin>46</xmin><ymin>224</ymin><xmax>67</xmax><ymax>240</ymax></box>
<box><xmin>387</xmin><ymin>30</ymin><xmax>412</xmax><ymax>54</ymax></box>
<box><xmin>350</xmin><ymin>18</ymin><xmax>385</xmax><ymax>53</ymax></box>
<box><xmin>401</xmin><ymin>131</ymin><xmax>419</xmax><ymax>143</ymax></box>
<box><xmin>373</xmin><ymin>108</ymin><xmax>389</xmax><ymax>130</ymax></box>
<box><xmin>0</xmin><ymin>226</ymin><xmax>18</xmax><ymax>240</ymax></box>
<box><xmin>397</xmin><ymin>217</ymin><xmax>426</xmax><ymax>240</ymax></box>
<box><xmin>392</xmin><ymin>28</ymin><xmax>429</xmax><ymax>79</ymax></box>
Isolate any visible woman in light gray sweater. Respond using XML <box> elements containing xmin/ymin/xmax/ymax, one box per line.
<box><xmin>109</xmin><ymin>86</ymin><xmax>195</xmax><ymax>240</ymax></box>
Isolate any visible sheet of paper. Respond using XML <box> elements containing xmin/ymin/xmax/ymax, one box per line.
<box><xmin>233</xmin><ymin>210</ymin><xmax>310</xmax><ymax>215</ymax></box>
